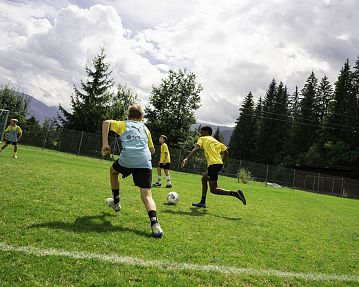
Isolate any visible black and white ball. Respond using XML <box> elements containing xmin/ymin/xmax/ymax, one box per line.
<box><xmin>167</xmin><ymin>192</ymin><xmax>180</xmax><ymax>205</ymax></box>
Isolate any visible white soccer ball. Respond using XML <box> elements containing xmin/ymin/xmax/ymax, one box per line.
<box><xmin>167</xmin><ymin>192</ymin><xmax>180</xmax><ymax>205</ymax></box>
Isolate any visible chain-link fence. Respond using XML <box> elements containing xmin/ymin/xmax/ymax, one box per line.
<box><xmin>20</xmin><ymin>125</ymin><xmax>359</xmax><ymax>199</ymax></box>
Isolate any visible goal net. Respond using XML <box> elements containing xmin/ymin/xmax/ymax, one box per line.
<box><xmin>0</xmin><ymin>109</ymin><xmax>10</xmax><ymax>143</ymax></box>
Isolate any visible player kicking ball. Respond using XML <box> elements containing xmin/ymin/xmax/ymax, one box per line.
<box><xmin>102</xmin><ymin>104</ymin><xmax>163</xmax><ymax>238</ymax></box>
<box><xmin>182</xmin><ymin>126</ymin><xmax>246</xmax><ymax>208</ymax></box>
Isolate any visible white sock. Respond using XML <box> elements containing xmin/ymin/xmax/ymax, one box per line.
<box><xmin>166</xmin><ymin>175</ymin><xmax>171</xmax><ymax>184</ymax></box>
<box><xmin>157</xmin><ymin>175</ymin><xmax>161</xmax><ymax>183</ymax></box>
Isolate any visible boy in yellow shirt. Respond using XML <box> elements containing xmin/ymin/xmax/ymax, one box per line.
<box><xmin>102</xmin><ymin>104</ymin><xmax>163</xmax><ymax>238</ymax></box>
<box><xmin>153</xmin><ymin>135</ymin><xmax>172</xmax><ymax>188</ymax></box>
<box><xmin>182</xmin><ymin>126</ymin><xmax>246</xmax><ymax>208</ymax></box>
<box><xmin>0</xmin><ymin>119</ymin><xmax>23</xmax><ymax>158</ymax></box>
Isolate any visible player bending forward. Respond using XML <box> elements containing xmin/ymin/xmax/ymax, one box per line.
<box><xmin>102</xmin><ymin>104</ymin><xmax>163</xmax><ymax>238</ymax></box>
<box><xmin>182</xmin><ymin>126</ymin><xmax>246</xmax><ymax>208</ymax></box>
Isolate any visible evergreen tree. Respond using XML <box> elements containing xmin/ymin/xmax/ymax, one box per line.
<box><xmin>213</xmin><ymin>126</ymin><xmax>224</xmax><ymax>143</ymax></box>
<box><xmin>0</xmin><ymin>84</ymin><xmax>29</xmax><ymax>123</ymax></box>
<box><xmin>294</xmin><ymin>72</ymin><xmax>319</xmax><ymax>154</ymax></box>
<box><xmin>58</xmin><ymin>48</ymin><xmax>114</xmax><ymax>133</ymax></box>
<box><xmin>228</xmin><ymin>92</ymin><xmax>256</xmax><ymax>161</ymax></box>
<box><xmin>317</xmin><ymin>76</ymin><xmax>333</xmax><ymax>124</ymax></box>
<box><xmin>145</xmin><ymin>69</ymin><xmax>202</xmax><ymax>147</ymax></box>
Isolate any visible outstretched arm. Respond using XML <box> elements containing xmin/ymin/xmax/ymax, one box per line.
<box><xmin>181</xmin><ymin>145</ymin><xmax>200</xmax><ymax>167</ymax></box>
<box><xmin>222</xmin><ymin>150</ymin><xmax>229</xmax><ymax>164</ymax></box>
<box><xmin>102</xmin><ymin>120</ymin><xmax>111</xmax><ymax>156</ymax></box>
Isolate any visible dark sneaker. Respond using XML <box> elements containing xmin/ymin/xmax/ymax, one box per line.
<box><xmin>192</xmin><ymin>202</ymin><xmax>206</xmax><ymax>208</ymax></box>
<box><xmin>153</xmin><ymin>182</ymin><xmax>161</xmax><ymax>187</ymax></box>
<box><xmin>165</xmin><ymin>184</ymin><xmax>172</xmax><ymax>188</ymax></box>
<box><xmin>235</xmin><ymin>190</ymin><xmax>247</xmax><ymax>205</ymax></box>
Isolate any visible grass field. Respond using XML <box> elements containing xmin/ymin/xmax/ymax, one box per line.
<box><xmin>0</xmin><ymin>145</ymin><xmax>358</xmax><ymax>286</ymax></box>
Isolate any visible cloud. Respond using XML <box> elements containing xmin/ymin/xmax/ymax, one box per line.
<box><xmin>0</xmin><ymin>0</ymin><xmax>358</xmax><ymax>126</ymax></box>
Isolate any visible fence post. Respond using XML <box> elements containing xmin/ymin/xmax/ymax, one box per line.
<box><xmin>177</xmin><ymin>150</ymin><xmax>182</xmax><ymax>174</ymax></box>
<box><xmin>341</xmin><ymin>177</ymin><xmax>344</xmax><ymax>197</ymax></box>
<box><xmin>77</xmin><ymin>131</ymin><xmax>84</xmax><ymax>156</ymax></box>
<box><xmin>265</xmin><ymin>164</ymin><xmax>269</xmax><ymax>186</ymax></box>
<box><xmin>317</xmin><ymin>173</ymin><xmax>320</xmax><ymax>194</ymax></box>
<box><xmin>42</xmin><ymin>127</ymin><xmax>50</xmax><ymax>150</ymax></box>
<box><xmin>312</xmin><ymin>175</ymin><xmax>316</xmax><ymax>191</ymax></box>
<box><xmin>292</xmin><ymin>169</ymin><xmax>296</xmax><ymax>189</ymax></box>
<box><xmin>332</xmin><ymin>178</ymin><xmax>334</xmax><ymax>194</ymax></box>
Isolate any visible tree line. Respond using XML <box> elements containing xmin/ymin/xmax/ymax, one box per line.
<box><xmin>228</xmin><ymin>57</ymin><xmax>359</xmax><ymax>170</ymax></box>
<box><xmin>1</xmin><ymin>49</ymin><xmax>358</xmax><ymax>171</ymax></box>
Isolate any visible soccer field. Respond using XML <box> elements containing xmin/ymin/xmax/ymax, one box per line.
<box><xmin>0</xmin><ymin>145</ymin><xmax>358</xmax><ymax>286</ymax></box>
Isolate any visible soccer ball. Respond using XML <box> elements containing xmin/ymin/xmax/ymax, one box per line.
<box><xmin>167</xmin><ymin>192</ymin><xmax>180</xmax><ymax>205</ymax></box>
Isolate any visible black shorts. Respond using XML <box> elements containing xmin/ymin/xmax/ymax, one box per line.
<box><xmin>207</xmin><ymin>164</ymin><xmax>223</xmax><ymax>181</ymax></box>
<box><xmin>6</xmin><ymin>141</ymin><xmax>17</xmax><ymax>146</ymax></box>
<box><xmin>158</xmin><ymin>163</ymin><xmax>171</xmax><ymax>170</ymax></box>
<box><xmin>112</xmin><ymin>160</ymin><xmax>152</xmax><ymax>188</ymax></box>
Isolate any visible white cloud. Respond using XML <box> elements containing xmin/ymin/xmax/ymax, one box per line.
<box><xmin>0</xmin><ymin>0</ymin><xmax>358</xmax><ymax>126</ymax></box>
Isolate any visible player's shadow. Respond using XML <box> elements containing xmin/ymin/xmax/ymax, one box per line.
<box><xmin>162</xmin><ymin>207</ymin><xmax>208</xmax><ymax>217</ymax></box>
<box><xmin>29</xmin><ymin>212</ymin><xmax>151</xmax><ymax>238</ymax></box>
<box><xmin>162</xmin><ymin>207</ymin><xmax>241</xmax><ymax>221</ymax></box>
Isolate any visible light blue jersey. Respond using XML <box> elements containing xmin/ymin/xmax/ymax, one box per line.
<box><xmin>118</xmin><ymin>120</ymin><xmax>152</xmax><ymax>169</ymax></box>
<box><xmin>5</xmin><ymin>125</ymin><xmax>22</xmax><ymax>142</ymax></box>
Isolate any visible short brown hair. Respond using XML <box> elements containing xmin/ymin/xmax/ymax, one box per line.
<box><xmin>127</xmin><ymin>104</ymin><xmax>144</xmax><ymax>120</ymax></box>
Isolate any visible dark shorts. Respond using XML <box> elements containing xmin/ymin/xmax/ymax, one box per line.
<box><xmin>207</xmin><ymin>164</ymin><xmax>223</xmax><ymax>181</ymax></box>
<box><xmin>112</xmin><ymin>160</ymin><xmax>152</xmax><ymax>189</ymax></box>
<box><xmin>6</xmin><ymin>141</ymin><xmax>17</xmax><ymax>146</ymax></box>
<box><xmin>158</xmin><ymin>163</ymin><xmax>171</xmax><ymax>170</ymax></box>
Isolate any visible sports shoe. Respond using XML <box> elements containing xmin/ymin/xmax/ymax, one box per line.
<box><xmin>151</xmin><ymin>223</ymin><xmax>163</xmax><ymax>238</ymax></box>
<box><xmin>165</xmin><ymin>184</ymin><xmax>172</xmax><ymax>188</ymax></box>
<box><xmin>152</xmin><ymin>182</ymin><xmax>161</xmax><ymax>187</ymax></box>
<box><xmin>192</xmin><ymin>202</ymin><xmax>206</xmax><ymax>208</ymax></box>
<box><xmin>106</xmin><ymin>198</ymin><xmax>121</xmax><ymax>212</ymax></box>
<box><xmin>234</xmin><ymin>190</ymin><xmax>247</xmax><ymax>205</ymax></box>
<box><xmin>13</xmin><ymin>155</ymin><xmax>18</xmax><ymax>159</ymax></box>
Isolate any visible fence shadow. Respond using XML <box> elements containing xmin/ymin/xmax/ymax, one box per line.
<box><xmin>28</xmin><ymin>212</ymin><xmax>152</xmax><ymax>238</ymax></box>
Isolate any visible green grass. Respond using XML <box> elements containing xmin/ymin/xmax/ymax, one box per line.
<box><xmin>0</xmin><ymin>145</ymin><xmax>358</xmax><ymax>286</ymax></box>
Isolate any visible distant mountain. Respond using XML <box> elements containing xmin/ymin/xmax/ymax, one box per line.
<box><xmin>191</xmin><ymin>123</ymin><xmax>234</xmax><ymax>145</ymax></box>
<box><xmin>16</xmin><ymin>92</ymin><xmax>59</xmax><ymax>122</ymax></box>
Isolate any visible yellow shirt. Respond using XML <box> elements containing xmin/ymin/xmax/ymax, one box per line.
<box><xmin>109</xmin><ymin>120</ymin><xmax>154</xmax><ymax>149</ymax></box>
<box><xmin>196</xmin><ymin>136</ymin><xmax>227</xmax><ymax>166</ymax></box>
<box><xmin>160</xmin><ymin>143</ymin><xmax>171</xmax><ymax>163</ymax></box>
<box><xmin>5</xmin><ymin>125</ymin><xmax>23</xmax><ymax>134</ymax></box>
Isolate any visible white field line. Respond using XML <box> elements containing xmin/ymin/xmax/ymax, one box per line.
<box><xmin>0</xmin><ymin>242</ymin><xmax>358</xmax><ymax>283</ymax></box>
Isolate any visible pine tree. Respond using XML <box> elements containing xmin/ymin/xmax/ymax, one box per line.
<box><xmin>229</xmin><ymin>92</ymin><xmax>256</xmax><ymax>160</ymax></box>
<box><xmin>213</xmin><ymin>126</ymin><xmax>224</xmax><ymax>143</ymax></box>
<box><xmin>145</xmin><ymin>69</ymin><xmax>202</xmax><ymax>147</ymax></box>
<box><xmin>317</xmin><ymin>76</ymin><xmax>333</xmax><ymax>124</ymax></box>
<box><xmin>294</xmin><ymin>71</ymin><xmax>319</xmax><ymax>154</ymax></box>
<box><xmin>58</xmin><ymin>48</ymin><xmax>114</xmax><ymax>133</ymax></box>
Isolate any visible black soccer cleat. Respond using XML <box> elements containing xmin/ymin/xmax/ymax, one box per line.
<box><xmin>235</xmin><ymin>190</ymin><xmax>247</xmax><ymax>205</ymax></box>
<box><xmin>165</xmin><ymin>184</ymin><xmax>172</xmax><ymax>188</ymax></box>
<box><xmin>152</xmin><ymin>182</ymin><xmax>161</xmax><ymax>187</ymax></box>
<box><xmin>192</xmin><ymin>202</ymin><xmax>206</xmax><ymax>208</ymax></box>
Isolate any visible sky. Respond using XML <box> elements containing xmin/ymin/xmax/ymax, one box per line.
<box><xmin>0</xmin><ymin>0</ymin><xmax>358</xmax><ymax>126</ymax></box>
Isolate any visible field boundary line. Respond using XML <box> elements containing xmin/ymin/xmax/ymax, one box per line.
<box><xmin>0</xmin><ymin>242</ymin><xmax>358</xmax><ymax>283</ymax></box>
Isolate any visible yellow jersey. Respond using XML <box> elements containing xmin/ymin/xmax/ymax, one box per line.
<box><xmin>196</xmin><ymin>136</ymin><xmax>227</xmax><ymax>166</ymax></box>
<box><xmin>160</xmin><ymin>143</ymin><xmax>171</xmax><ymax>163</ymax></box>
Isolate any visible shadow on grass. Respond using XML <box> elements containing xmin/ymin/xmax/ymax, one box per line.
<box><xmin>162</xmin><ymin>207</ymin><xmax>241</xmax><ymax>221</ymax></box>
<box><xmin>29</xmin><ymin>212</ymin><xmax>152</xmax><ymax>238</ymax></box>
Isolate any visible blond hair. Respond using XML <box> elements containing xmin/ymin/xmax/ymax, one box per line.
<box><xmin>127</xmin><ymin>104</ymin><xmax>144</xmax><ymax>120</ymax></box>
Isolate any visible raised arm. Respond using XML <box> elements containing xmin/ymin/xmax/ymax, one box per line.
<box><xmin>181</xmin><ymin>145</ymin><xmax>200</xmax><ymax>167</ymax></box>
<box><xmin>102</xmin><ymin>120</ymin><xmax>111</xmax><ymax>156</ymax></box>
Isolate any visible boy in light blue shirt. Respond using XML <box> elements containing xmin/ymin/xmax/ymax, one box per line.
<box><xmin>102</xmin><ymin>104</ymin><xmax>163</xmax><ymax>238</ymax></box>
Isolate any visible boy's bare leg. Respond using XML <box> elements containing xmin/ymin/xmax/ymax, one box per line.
<box><xmin>164</xmin><ymin>169</ymin><xmax>172</xmax><ymax>187</ymax></box>
<box><xmin>141</xmin><ymin>188</ymin><xmax>163</xmax><ymax>238</ymax></box>
<box><xmin>107</xmin><ymin>166</ymin><xmax>121</xmax><ymax>211</ymax></box>
<box><xmin>0</xmin><ymin>143</ymin><xmax>8</xmax><ymax>152</ymax></box>
<box><xmin>192</xmin><ymin>172</ymin><xmax>208</xmax><ymax>208</ymax></box>
<box><xmin>209</xmin><ymin>181</ymin><xmax>247</xmax><ymax>205</ymax></box>
<box><xmin>154</xmin><ymin>167</ymin><xmax>162</xmax><ymax>186</ymax></box>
